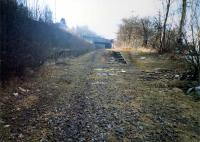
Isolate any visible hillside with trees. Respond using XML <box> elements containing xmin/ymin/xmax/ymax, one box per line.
<box><xmin>0</xmin><ymin>0</ymin><xmax>93</xmax><ymax>84</ymax></box>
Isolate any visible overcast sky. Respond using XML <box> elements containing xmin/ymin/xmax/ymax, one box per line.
<box><xmin>48</xmin><ymin>0</ymin><xmax>161</xmax><ymax>39</ymax></box>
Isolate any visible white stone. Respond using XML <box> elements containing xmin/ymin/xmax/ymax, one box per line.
<box><xmin>13</xmin><ymin>92</ymin><xmax>19</xmax><ymax>97</ymax></box>
<box><xmin>187</xmin><ymin>88</ymin><xmax>193</xmax><ymax>94</ymax></box>
<box><xmin>4</xmin><ymin>125</ymin><xmax>10</xmax><ymax>128</ymax></box>
<box><xmin>195</xmin><ymin>86</ymin><xmax>200</xmax><ymax>91</ymax></box>
<box><xmin>121</xmin><ymin>69</ymin><xmax>126</xmax><ymax>73</ymax></box>
<box><xmin>140</xmin><ymin>57</ymin><xmax>146</xmax><ymax>60</ymax></box>
<box><xmin>174</xmin><ymin>74</ymin><xmax>180</xmax><ymax>79</ymax></box>
<box><xmin>18</xmin><ymin>134</ymin><xmax>24</xmax><ymax>138</ymax></box>
<box><xmin>18</xmin><ymin>87</ymin><xmax>26</xmax><ymax>92</ymax></box>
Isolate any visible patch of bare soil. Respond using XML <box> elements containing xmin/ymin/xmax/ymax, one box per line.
<box><xmin>0</xmin><ymin>49</ymin><xmax>199</xmax><ymax>142</ymax></box>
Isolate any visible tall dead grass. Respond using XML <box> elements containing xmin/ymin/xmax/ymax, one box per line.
<box><xmin>111</xmin><ymin>46</ymin><xmax>157</xmax><ymax>53</ymax></box>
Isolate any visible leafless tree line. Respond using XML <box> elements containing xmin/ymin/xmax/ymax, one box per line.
<box><xmin>117</xmin><ymin>0</ymin><xmax>200</xmax><ymax>83</ymax></box>
<box><xmin>15</xmin><ymin>0</ymin><xmax>53</xmax><ymax>23</ymax></box>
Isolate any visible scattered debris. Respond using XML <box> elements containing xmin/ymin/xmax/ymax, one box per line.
<box><xmin>107</xmin><ymin>124</ymin><xmax>112</xmax><ymax>129</ymax></box>
<box><xmin>92</xmin><ymin>81</ymin><xmax>106</xmax><ymax>85</ymax></box>
<box><xmin>0</xmin><ymin>119</ymin><xmax>5</xmax><ymax>124</ymax></box>
<box><xmin>18</xmin><ymin>87</ymin><xmax>29</xmax><ymax>93</ymax></box>
<box><xmin>139</xmin><ymin>125</ymin><xmax>144</xmax><ymax>130</ymax></box>
<box><xmin>12</xmin><ymin>92</ymin><xmax>19</xmax><ymax>97</ymax></box>
<box><xmin>4</xmin><ymin>125</ymin><xmax>10</xmax><ymax>128</ymax></box>
<box><xmin>187</xmin><ymin>86</ymin><xmax>200</xmax><ymax>96</ymax></box>
<box><xmin>196</xmin><ymin>86</ymin><xmax>200</xmax><ymax>90</ymax></box>
<box><xmin>120</xmin><ymin>69</ymin><xmax>126</xmax><ymax>73</ymax></box>
<box><xmin>97</xmin><ymin>72</ymin><xmax>108</xmax><ymax>76</ymax></box>
<box><xmin>108</xmin><ymin>73</ymin><xmax>118</xmax><ymax>76</ymax></box>
<box><xmin>187</xmin><ymin>88</ymin><xmax>194</xmax><ymax>94</ymax></box>
<box><xmin>94</xmin><ymin>68</ymin><xmax>105</xmax><ymax>71</ymax></box>
<box><xmin>140</xmin><ymin>57</ymin><xmax>146</xmax><ymax>60</ymax></box>
<box><xmin>16</xmin><ymin>107</ymin><xmax>21</xmax><ymax>111</ymax></box>
<box><xmin>18</xmin><ymin>133</ymin><xmax>24</xmax><ymax>138</ymax></box>
<box><xmin>174</xmin><ymin>74</ymin><xmax>180</xmax><ymax>79</ymax></box>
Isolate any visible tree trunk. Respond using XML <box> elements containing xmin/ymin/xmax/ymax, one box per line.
<box><xmin>141</xmin><ymin>19</ymin><xmax>148</xmax><ymax>47</ymax></box>
<box><xmin>177</xmin><ymin>0</ymin><xmax>187</xmax><ymax>49</ymax></box>
<box><xmin>161</xmin><ymin>0</ymin><xmax>171</xmax><ymax>53</ymax></box>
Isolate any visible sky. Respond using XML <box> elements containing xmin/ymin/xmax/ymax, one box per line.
<box><xmin>47</xmin><ymin>0</ymin><xmax>161</xmax><ymax>39</ymax></box>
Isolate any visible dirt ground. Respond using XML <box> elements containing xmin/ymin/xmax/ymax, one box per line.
<box><xmin>0</xmin><ymin>49</ymin><xmax>199</xmax><ymax>142</ymax></box>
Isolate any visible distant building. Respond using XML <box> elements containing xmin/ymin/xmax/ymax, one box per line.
<box><xmin>69</xmin><ymin>26</ymin><xmax>113</xmax><ymax>48</ymax></box>
<box><xmin>82</xmin><ymin>35</ymin><xmax>113</xmax><ymax>49</ymax></box>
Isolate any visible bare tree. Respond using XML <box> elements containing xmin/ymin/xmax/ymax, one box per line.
<box><xmin>117</xmin><ymin>16</ymin><xmax>148</xmax><ymax>48</ymax></box>
<box><xmin>177</xmin><ymin>0</ymin><xmax>187</xmax><ymax>49</ymax></box>
<box><xmin>44</xmin><ymin>5</ymin><xmax>53</xmax><ymax>23</ymax></box>
<box><xmin>184</xmin><ymin>0</ymin><xmax>200</xmax><ymax>84</ymax></box>
<box><xmin>141</xmin><ymin>17</ymin><xmax>152</xmax><ymax>47</ymax></box>
<box><xmin>160</xmin><ymin>0</ymin><xmax>171</xmax><ymax>53</ymax></box>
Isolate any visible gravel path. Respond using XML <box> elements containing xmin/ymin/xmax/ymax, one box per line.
<box><xmin>1</xmin><ymin>50</ymin><xmax>199</xmax><ymax>142</ymax></box>
<box><xmin>47</xmin><ymin>50</ymin><xmax>142</xmax><ymax>141</ymax></box>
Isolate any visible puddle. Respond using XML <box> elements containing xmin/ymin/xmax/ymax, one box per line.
<box><xmin>94</xmin><ymin>68</ymin><xmax>126</xmax><ymax>76</ymax></box>
<box><xmin>96</xmin><ymin>72</ymin><xmax>117</xmax><ymax>76</ymax></box>
<box><xmin>92</xmin><ymin>81</ymin><xmax>106</xmax><ymax>85</ymax></box>
<box><xmin>94</xmin><ymin>68</ymin><xmax>107</xmax><ymax>71</ymax></box>
<box><xmin>108</xmin><ymin>73</ymin><xmax>118</xmax><ymax>76</ymax></box>
<box><xmin>94</xmin><ymin>68</ymin><xmax>118</xmax><ymax>72</ymax></box>
<box><xmin>118</xmin><ymin>69</ymin><xmax>126</xmax><ymax>73</ymax></box>
<box><xmin>140</xmin><ymin>57</ymin><xmax>146</xmax><ymax>60</ymax></box>
<box><xmin>97</xmin><ymin>72</ymin><xmax>108</xmax><ymax>76</ymax></box>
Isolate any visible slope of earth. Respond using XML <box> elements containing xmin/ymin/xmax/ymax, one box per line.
<box><xmin>0</xmin><ymin>49</ymin><xmax>199</xmax><ymax>142</ymax></box>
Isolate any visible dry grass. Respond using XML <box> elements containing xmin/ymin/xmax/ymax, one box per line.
<box><xmin>111</xmin><ymin>46</ymin><xmax>157</xmax><ymax>53</ymax></box>
<box><xmin>16</xmin><ymin>95</ymin><xmax>39</xmax><ymax>109</ymax></box>
<box><xmin>109</xmin><ymin>46</ymin><xmax>132</xmax><ymax>51</ymax></box>
<box><xmin>120</xmin><ymin>50</ymin><xmax>200</xmax><ymax>142</ymax></box>
<box><xmin>131</xmin><ymin>47</ymin><xmax>157</xmax><ymax>53</ymax></box>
